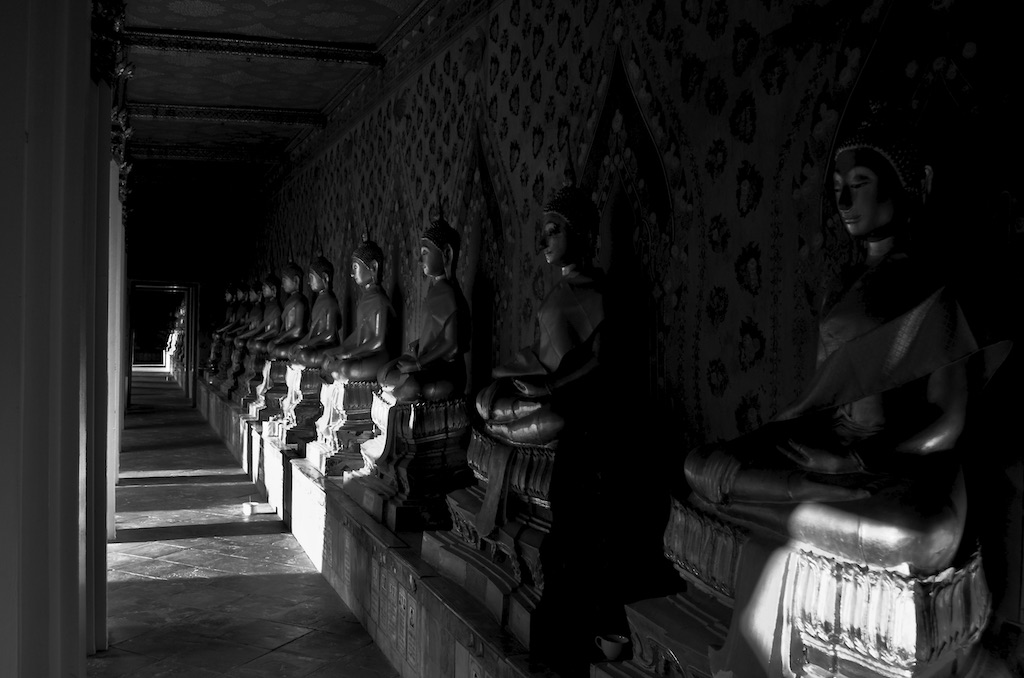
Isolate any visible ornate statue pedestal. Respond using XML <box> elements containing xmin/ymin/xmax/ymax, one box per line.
<box><xmin>232</xmin><ymin>353</ymin><xmax>266</xmax><ymax>407</ymax></box>
<box><xmin>279</xmin><ymin>363</ymin><xmax>324</xmax><ymax>449</ymax></box>
<box><xmin>253</xmin><ymin>359</ymin><xmax>289</xmax><ymax>421</ymax></box>
<box><xmin>602</xmin><ymin>497</ymin><xmax>993</xmax><ymax>678</ymax></box>
<box><xmin>213</xmin><ymin>342</ymin><xmax>236</xmax><ymax>387</ymax></box>
<box><xmin>423</xmin><ymin>430</ymin><xmax>554</xmax><ymax>651</ymax></box>
<box><xmin>219</xmin><ymin>345</ymin><xmax>248</xmax><ymax>398</ymax></box>
<box><xmin>306</xmin><ymin>379</ymin><xmax>378</xmax><ymax>476</ymax></box>
<box><xmin>341</xmin><ymin>391</ymin><xmax>472</xmax><ymax>532</ymax></box>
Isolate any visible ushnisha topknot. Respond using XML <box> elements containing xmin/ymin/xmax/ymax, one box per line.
<box><xmin>542</xmin><ymin>166</ymin><xmax>599</xmax><ymax>263</ymax></box>
<box><xmin>281</xmin><ymin>261</ymin><xmax>304</xmax><ymax>281</ymax></box>
<box><xmin>352</xmin><ymin>231</ymin><xmax>385</xmax><ymax>271</ymax></box>
<box><xmin>834</xmin><ymin>102</ymin><xmax>925</xmax><ymax>196</ymax></box>
<box><xmin>309</xmin><ymin>255</ymin><xmax>334</xmax><ymax>284</ymax></box>
<box><xmin>422</xmin><ymin>213</ymin><xmax>460</xmax><ymax>255</ymax></box>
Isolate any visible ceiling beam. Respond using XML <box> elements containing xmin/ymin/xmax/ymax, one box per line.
<box><xmin>123</xmin><ymin>27</ymin><xmax>384</xmax><ymax>65</ymax></box>
<box><xmin>130</xmin><ymin>103</ymin><xmax>325</xmax><ymax>127</ymax></box>
<box><xmin>129</xmin><ymin>143</ymin><xmax>282</xmax><ymax>164</ymax></box>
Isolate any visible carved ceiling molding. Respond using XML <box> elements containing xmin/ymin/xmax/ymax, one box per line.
<box><xmin>129</xmin><ymin>103</ymin><xmax>325</xmax><ymax>128</ymax></box>
<box><xmin>123</xmin><ymin>28</ymin><xmax>384</xmax><ymax>65</ymax></box>
<box><xmin>130</xmin><ymin>143</ymin><xmax>281</xmax><ymax>164</ymax></box>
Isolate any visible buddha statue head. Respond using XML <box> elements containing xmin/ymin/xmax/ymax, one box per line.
<box><xmin>262</xmin><ymin>273</ymin><xmax>280</xmax><ymax>299</ymax></box>
<box><xmin>248</xmin><ymin>281</ymin><xmax>261</xmax><ymax>303</ymax></box>
<box><xmin>223</xmin><ymin>285</ymin><xmax>233</xmax><ymax>303</ymax></box>
<box><xmin>542</xmin><ymin>180</ymin><xmax>598</xmax><ymax>269</ymax></box>
<box><xmin>309</xmin><ymin>256</ymin><xmax>334</xmax><ymax>293</ymax></box>
<box><xmin>234</xmin><ymin>282</ymin><xmax>247</xmax><ymax>302</ymax></box>
<box><xmin>420</xmin><ymin>213</ymin><xmax>460</xmax><ymax>280</ymax></box>
<box><xmin>833</xmin><ymin>105</ymin><xmax>933</xmax><ymax>242</ymax></box>
<box><xmin>352</xmin><ymin>233</ymin><xmax>385</xmax><ymax>288</ymax></box>
<box><xmin>281</xmin><ymin>261</ymin><xmax>303</xmax><ymax>294</ymax></box>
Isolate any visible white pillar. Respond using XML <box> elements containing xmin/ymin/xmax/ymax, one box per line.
<box><xmin>108</xmin><ymin>160</ymin><xmax>126</xmax><ymax>539</ymax></box>
<box><xmin>0</xmin><ymin>0</ymin><xmax>106</xmax><ymax>673</ymax></box>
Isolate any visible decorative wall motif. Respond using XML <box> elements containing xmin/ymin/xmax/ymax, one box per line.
<box><xmin>256</xmin><ymin>0</ymin><xmax>1008</xmax><ymax>449</ymax></box>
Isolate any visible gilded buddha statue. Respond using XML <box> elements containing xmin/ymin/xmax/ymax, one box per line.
<box><xmin>287</xmin><ymin>256</ymin><xmax>342</xmax><ymax>367</ymax></box>
<box><xmin>474</xmin><ymin>182</ymin><xmax>604</xmax><ymax>447</ymax></box>
<box><xmin>377</xmin><ymin>215</ymin><xmax>470</xmax><ymax>403</ymax></box>
<box><xmin>682</xmin><ymin>111</ymin><xmax>1009</xmax><ymax>573</ymax></box>
<box><xmin>212</xmin><ymin>283</ymin><xmax>247</xmax><ymax>342</ymax></box>
<box><xmin>245</xmin><ymin>274</ymin><xmax>283</xmax><ymax>355</ymax></box>
<box><xmin>232</xmin><ymin>282</ymin><xmax>267</xmax><ymax>349</ymax></box>
<box><xmin>266</xmin><ymin>262</ymin><xmax>310</xmax><ymax>359</ymax></box>
<box><xmin>206</xmin><ymin>285</ymin><xmax>237</xmax><ymax>371</ymax></box>
<box><xmin>321</xmin><ymin>235</ymin><xmax>394</xmax><ymax>382</ymax></box>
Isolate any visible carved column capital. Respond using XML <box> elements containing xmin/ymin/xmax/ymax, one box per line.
<box><xmin>92</xmin><ymin>0</ymin><xmax>134</xmax><ymax>212</ymax></box>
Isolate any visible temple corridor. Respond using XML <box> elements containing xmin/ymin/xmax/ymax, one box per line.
<box><xmin>87</xmin><ymin>370</ymin><xmax>398</xmax><ymax>678</ymax></box>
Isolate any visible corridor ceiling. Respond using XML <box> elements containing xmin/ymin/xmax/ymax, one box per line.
<box><xmin>113</xmin><ymin>0</ymin><xmax>424</xmax><ymax>166</ymax></box>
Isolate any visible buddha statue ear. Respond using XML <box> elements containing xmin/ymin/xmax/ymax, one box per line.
<box><xmin>442</xmin><ymin>244</ymin><xmax>454</xmax><ymax>280</ymax></box>
<box><xmin>369</xmin><ymin>259</ymin><xmax>379</xmax><ymax>283</ymax></box>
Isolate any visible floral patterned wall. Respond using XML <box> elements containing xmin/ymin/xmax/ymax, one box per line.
<box><xmin>254</xmin><ymin>0</ymin><xmax>986</xmax><ymax>448</ymax></box>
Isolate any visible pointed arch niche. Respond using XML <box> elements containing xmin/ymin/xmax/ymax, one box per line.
<box><xmin>581</xmin><ymin>50</ymin><xmax>676</xmax><ymax>414</ymax></box>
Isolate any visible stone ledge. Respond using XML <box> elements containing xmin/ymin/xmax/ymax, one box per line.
<box><xmin>291</xmin><ymin>454</ymin><xmax>561</xmax><ymax>678</ymax></box>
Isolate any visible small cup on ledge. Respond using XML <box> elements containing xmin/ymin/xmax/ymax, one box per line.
<box><xmin>594</xmin><ymin>633</ymin><xmax>630</xmax><ymax>661</ymax></box>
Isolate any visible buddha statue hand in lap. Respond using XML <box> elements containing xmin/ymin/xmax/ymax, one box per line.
<box><xmin>377</xmin><ymin>213</ymin><xmax>470</xmax><ymax>403</ymax></box>
<box><xmin>321</xmin><ymin>234</ymin><xmax>394</xmax><ymax>383</ymax></box>
<box><xmin>245</xmin><ymin>274</ymin><xmax>283</xmax><ymax>355</ymax></box>
<box><xmin>233</xmin><ymin>282</ymin><xmax>266</xmax><ymax>348</ymax></box>
<box><xmin>474</xmin><ymin>180</ymin><xmax>605</xmax><ymax>448</ymax></box>
<box><xmin>682</xmin><ymin>106</ymin><xmax>1010</xmax><ymax>572</ymax></box>
<box><xmin>213</xmin><ymin>283</ymin><xmax>247</xmax><ymax>340</ymax></box>
<box><xmin>287</xmin><ymin>256</ymin><xmax>342</xmax><ymax>368</ymax></box>
<box><xmin>267</xmin><ymin>262</ymin><xmax>310</xmax><ymax>359</ymax></box>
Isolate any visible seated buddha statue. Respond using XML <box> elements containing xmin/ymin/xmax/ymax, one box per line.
<box><xmin>207</xmin><ymin>285</ymin><xmax>237</xmax><ymax>368</ymax></box>
<box><xmin>377</xmin><ymin>215</ymin><xmax>470</xmax><ymax>403</ymax></box>
<box><xmin>321</xmin><ymin>235</ymin><xmax>395</xmax><ymax>382</ymax></box>
<box><xmin>267</xmin><ymin>263</ymin><xmax>310</xmax><ymax>358</ymax></box>
<box><xmin>683</xmin><ymin>111</ymin><xmax>1009</xmax><ymax>573</ymax></box>
<box><xmin>474</xmin><ymin>182</ymin><xmax>604</xmax><ymax>447</ymax></box>
<box><xmin>287</xmin><ymin>256</ymin><xmax>342</xmax><ymax>368</ymax></box>
<box><xmin>212</xmin><ymin>283</ymin><xmax>246</xmax><ymax>341</ymax></box>
<box><xmin>245</xmin><ymin>274</ymin><xmax>283</xmax><ymax>355</ymax></box>
<box><xmin>232</xmin><ymin>282</ymin><xmax>266</xmax><ymax>348</ymax></box>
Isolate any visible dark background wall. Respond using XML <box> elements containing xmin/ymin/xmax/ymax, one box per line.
<box><xmin>126</xmin><ymin>160</ymin><xmax>265</xmax><ymax>336</ymax></box>
<box><xmin>254</xmin><ymin>0</ymin><xmax>1022</xmax><ymax>446</ymax></box>
<box><xmin>122</xmin><ymin>0</ymin><xmax>1024</xmax><ymax>619</ymax></box>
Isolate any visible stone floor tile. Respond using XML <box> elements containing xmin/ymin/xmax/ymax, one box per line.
<box><xmin>86</xmin><ymin>647</ymin><xmax>161</xmax><ymax>678</ymax></box>
<box><xmin>225</xmin><ymin>650</ymin><xmax>327</xmax><ymax>678</ymax></box>
<box><xmin>93</xmin><ymin>372</ymin><xmax>392</xmax><ymax>678</ymax></box>
<box><xmin>301</xmin><ymin>643</ymin><xmax>399</xmax><ymax>678</ymax></box>
<box><xmin>274</xmin><ymin>629</ymin><xmax>373</xmax><ymax>662</ymax></box>
<box><xmin>121</xmin><ymin>657</ymin><xmax>229</xmax><ymax>678</ymax></box>
<box><xmin>117</xmin><ymin>541</ymin><xmax>191</xmax><ymax>559</ymax></box>
<box><xmin>166</xmin><ymin>637</ymin><xmax>270</xmax><ymax>672</ymax></box>
<box><xmin>216</xmin><ymin>618</ymin><xmax>314</xmax><ymax>649</ymax></box>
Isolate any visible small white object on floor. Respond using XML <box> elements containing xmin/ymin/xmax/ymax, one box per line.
<box><xmin>241</xmin><ymin>501</ymin><xmax>275</xmax><ymax>516</ymax></box>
